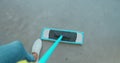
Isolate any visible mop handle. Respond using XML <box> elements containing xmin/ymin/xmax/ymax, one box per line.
<box><xmin>38</xmin><ymin>35</ymin><xmax>63</xmax><ymax>63</ymax></box>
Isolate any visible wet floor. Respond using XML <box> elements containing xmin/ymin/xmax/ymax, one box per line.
<box><xmin>0</xmin><ymin>0</ymin><xmax>120</xmax><ymax>63</ymax></box>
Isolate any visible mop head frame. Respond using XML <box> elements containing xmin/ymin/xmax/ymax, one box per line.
<box><xmin>41</xmin><ymin>28</ymin><xmax>84</xmax><ymax>45</ymax></box>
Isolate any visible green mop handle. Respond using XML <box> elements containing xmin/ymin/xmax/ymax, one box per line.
<box><xmin>38</xmin><ymin>35</ymin><xmax>63</xmax><ymax>63</ymax></box>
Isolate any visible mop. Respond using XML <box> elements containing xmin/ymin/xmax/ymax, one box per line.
<box><xmin>39</xmin><ymin>28</ymin><xmax>84</xmax><ymax>63</ymax></box>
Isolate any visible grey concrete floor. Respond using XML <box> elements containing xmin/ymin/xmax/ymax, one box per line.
<box><xmin>0</xmin><ymin>0</ymin><xmax>120</xmax><ymax>63</ymax></box>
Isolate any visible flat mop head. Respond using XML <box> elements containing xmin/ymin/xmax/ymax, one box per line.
<box><xmin>41</xmin><ymin>28</ymin><xmax>84</xmax><ymax>45</ymax></box>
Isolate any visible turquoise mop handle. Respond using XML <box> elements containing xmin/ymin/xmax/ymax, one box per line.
<box><xmin>39</xmin><ymin>35</ymin><xmax>63</xmax><ymax>63</ymax></box>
